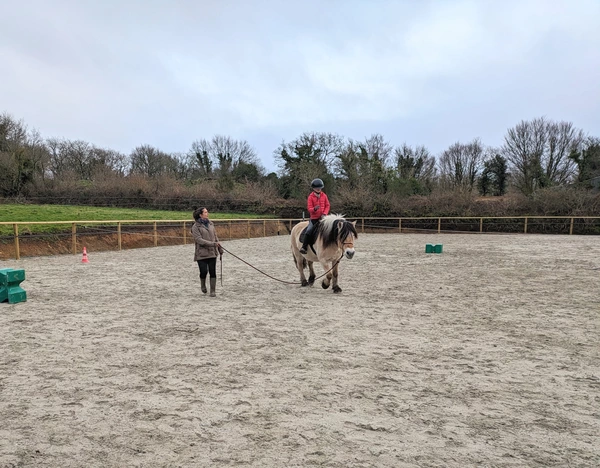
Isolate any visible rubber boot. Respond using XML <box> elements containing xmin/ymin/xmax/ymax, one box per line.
<box><xmin>200</xmin><ymin>277</ymin><xmax>207</xmax><ymax>294</ymax></box>
<box><xmin>299</xmin><ymin>243</ymin><xmax>308</xmax><ymax>255</ymax></box>
<box><xmin>209</xmin><ymin>277</ymin><xmax>217</xmax><ymax>297</ymax></box>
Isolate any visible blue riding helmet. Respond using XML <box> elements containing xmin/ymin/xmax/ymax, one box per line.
<box><xmin>311</xmin><ymin>178</ymin><xmax>324</xmax><ymax>189</ymax></box>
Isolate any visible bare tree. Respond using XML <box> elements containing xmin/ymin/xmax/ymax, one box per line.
<box><xmin>360</xmin><ymin>134</ymin><xmax>393</xmax><ymax>167</ymax></box>
<box><xmin>187</xmin><ymin>136</ymin><xmax>262</xmax><ymax>180</ymax></box>
<box><xmin>188</xmin><ymin>139</ymin><xmax>213</xmax><ymax>177</ymax></box>
<box><xmin>129</xmin><ymin>144</ymin><xmax>179</xmax><ymax>178</ymax></box>
<box><xmin>276</xmin><ymin>131</ymin><xmax>345</xmax><ymax>175</ymax></box>
<box><xmin>502</xmin><ymin>117</ymin><xmax>584</xmax><ymax>194</ymax></box>
<box><xmin>45</xmin><ymin>138</ymin><xmax>125</xmax><ymax>181</ymax></box>
<box><xmin>46</xmin><ymin>138</ymin><xmax>70</xmax><ymax>178</ymax></box>
<box><xmin>65</xmin><ymin>140</ymin><xmax>94</xmax><ymax>180</ymax></box>
<box><xmin>25</xmin><ymin>129</ymin><xmax>50</xmax><ymax>183</ymax></box>
<box><xmin>275</xmin><ymin>132</ymin><xmax>344</xmax><ymax>197</ymax></box>
<box><xmin>438</xmin><ymin>139</ymin><xmax>484</xmax><ymax>191</ymax></box>
<box><xmin>334</xmin><ymin>134</ymin><xmax>393</xmax><ymax>194</ymax></box>
<box><xmin>0</xmin><ymin>113</ymin><xmax>45</xmax><ymax>195</ymax></box>
<box><xmin>545</xmin><ymin>120</ymin><xmax>584</xmax><ymax>184</ymax></box>
<box><xmin>89</xmin><ymin>147</ymin><xmax>128</xmax><ymax>178</ymax></box>
<box><xmin>335</xmin><ymin>140</ymin><xmax>361</xmax><ymax>187</ymax></box>
<box><xmin>394</xmin><ymin>143</ymin><xmax>437</xmax><ymax>181</ymax></box>
<box><xmin>46</xmin><ymin>138</ymin><xmax>93</xmax><ymax>179</ymax></box>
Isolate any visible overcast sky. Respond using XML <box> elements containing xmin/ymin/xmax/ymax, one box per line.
<box><xmin>2</xmin><ymin>0</ymin><xmax>599</xmax><ymax>172</ymax></box>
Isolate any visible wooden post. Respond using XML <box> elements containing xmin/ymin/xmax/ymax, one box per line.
<box><xmin>438</xmin><ymin>218</ymin><xmax>441</xmax><ymax>234</ymax></box>
<box><xmin>228</xmin><ymin>220</ymin><xmax>231</xmax><ymax>240</ymax></box>
<box><xmin>153</xmin><ymin>222</ymin><xmax>158</xmax><ymax>247</ymax></box>
<box><xmin>361</xmin><ymin>218</ymin><xmax>365</xmax><ymax>233</ymax></box>
<box><xmin>13</xmin><ymin>223</ymin><xmax>20</xmax><ymax>260</ymax></box>
<box><xmin>182</xmin><ymin>221</ymin><xmax>186</xmax><ymax>245</ymax></box>
<box><xmin>118</xmin><ymin>222</ymin><xmax>122</xmax><ymax>250</ymax></box>
<box><xmin>263</xmin><ymin>220</ymin><xmax>266</xmax><ymax>237</ymax></box>
<box><xmin>72</xmin><ymin>223</ymin><xmax>77</xmax><ymax>254</ymax></box>
<box><xmin>289</xmin><ymin>219</ymin><xmax>292</xmax><ymax>232</ymax></box>
<box><xmin>247</xmin><ymin>220</ymin><xmax>250</xmax><ymax>239</ymax></box>
<box><xmin>569</xmin><ymin>217</ymin><xmax>574</xmax><ymax>235</ymax></box>
<box><xmin>524</xmin><ymin>217</ymin><xmax>528</xmax><ymax>234</ymax></box>
<box><xmin>399</xmin><ymin>218</ymin><xmax>402</xmax><ymax>233</ymax></box>
<box><xmin>480</xmin><ymin>218</ymin><xmax>483</xmax><ymax>233</ymax></box>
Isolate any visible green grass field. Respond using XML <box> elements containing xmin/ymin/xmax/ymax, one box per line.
<box><xmin>0</xmin><ymin>204</ymin><xmax>271</xmax><ymax>236</ymax></box>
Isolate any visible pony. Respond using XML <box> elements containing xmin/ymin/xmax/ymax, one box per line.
<box><xmin>290</xmin><ymin>214</ymin><xmax>357</xmax><ymax>293</ymax></box>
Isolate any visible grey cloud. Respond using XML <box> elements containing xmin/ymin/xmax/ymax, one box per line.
<box><xmin>1</xmin><ymin>0</ymin><xmax>599</xmax><ymax>172</ymax></box>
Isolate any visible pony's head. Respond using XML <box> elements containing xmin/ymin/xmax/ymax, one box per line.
<box><xmin>318</xmin><ymin>214</ymin><xmax>358</xmax><ymax>259</ymax></box>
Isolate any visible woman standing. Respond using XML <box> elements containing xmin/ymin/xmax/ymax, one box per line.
<box><xmin>192</xmin><ymin>207</ymin><xmax>223</xmax><ymax>297</ymax></box>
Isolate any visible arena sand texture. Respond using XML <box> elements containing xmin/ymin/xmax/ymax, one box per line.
<box><xmin>1</xmin><ymin>233</ymin><xmax>599</xmax><ymax>467</ymax></box>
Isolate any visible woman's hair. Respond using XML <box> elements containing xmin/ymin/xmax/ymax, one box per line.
<box><xmin>193</xmin><ymin>207</ymin><xmax>207</xmax><ymax>220</ymax></box>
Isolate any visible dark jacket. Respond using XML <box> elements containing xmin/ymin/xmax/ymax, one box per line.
<box><xmin>192</xmin><ymin>220</ymin><xmax>222</xmax><ymax>261</ymax></box>
<box><xmin>307</xmin><ymin>191</ymin><xmax>331</xmax><ymax>220</ymax></box>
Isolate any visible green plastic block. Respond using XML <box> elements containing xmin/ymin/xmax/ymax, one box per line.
<box><xmin>0</xmin><ymin>268</ymin><xmax>27</xmax><ymax>304</ymax></box>
<box><xmin>425</xmin><ymin>244</ymin><xmax>443</xmax><ymax>254</ymax></box>
<box><xmin>0</xmin><ymin>288</ymin><xmax>27</xmax><ymax>303</ymax></box>
<box><xmin>0</xmin><ymin>268</ymin><xmax>25</xmax><ymax>285</ymax></box>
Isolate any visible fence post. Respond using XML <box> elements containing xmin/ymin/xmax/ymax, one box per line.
<box><xmin>13</xmin><ymin>223</ymin><xmax>20</xmax><ymax>260</ymax></box>
<box><xmin>480</xmin><ymin>218</ymin><xmax>483</xmax><ymax>233</ymax></box>
<box><xmin>361</xmin><ymin>218</ymin><xmax>365</xmax><ymax>233</ymax></box>
<box><xmin>524</xmin><ymin>217</ymin><xmax>528</xmax><ymax>234</ymax></box>
<box><xmin>569</xmin><ymin>217</ymin><xmax>574</xmax><ymax>235</ymax></box>
<box><xmin>263</xmin><ymin>220</ymin><xmax>266</xmax><ymax>237</ymax></box>
<box><xmin>72</xmin><ymin>223</ymin><xmax>77</xmax><ymax>254</ymax></box>
<box><xmin>182</xmin><ymin>221</ymin><xmax>186</xmax><ymax>245</ymax></box>
<box><xmin>153</xmin><ymin>222</ymin><xmax>158</xmax><ymax>247</ymax></box>
<box><xmin>399</xmin><ymin>218</ymin><xmax>402</xmax><ymax>233</ymax></box>
<box><xmin>438</xmin><ymin>218</ymin><xmax>441</xmax><ymax>234</ymax></box>
<box><xmin>118</xmin><ymin>222</ymin><xmax>122</xmax><ymax>250</ymax></box>
<box><xmin>247</xmin><ymin>220</ymin><xmax>250</xmax><ymax>239</ymax></box>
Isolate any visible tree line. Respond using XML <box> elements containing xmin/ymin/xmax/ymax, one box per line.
<box><xmin>1</xmin><ymin>111</ymin><xmax>599</xmax><ymax>216</ymax></box>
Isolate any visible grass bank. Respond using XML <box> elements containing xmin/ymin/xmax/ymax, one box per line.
<box><xmin>0</xmin><ymin>204</ymin><xmax>272</xmax><ymax>235</ymax></box>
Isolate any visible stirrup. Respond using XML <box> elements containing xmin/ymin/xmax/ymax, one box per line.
<box><xmin>299</xmin><ymin>246</ymin><xmax>308</xmax><ymax>254</ymax></box>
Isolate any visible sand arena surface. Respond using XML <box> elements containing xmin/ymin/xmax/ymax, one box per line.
<box><xmin>1</xmin><ymin>233</ymin><xmax>599</xmax><ymax>467</ymax></box>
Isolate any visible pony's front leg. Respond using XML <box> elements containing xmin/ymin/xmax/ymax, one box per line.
<box><xmin>331</xmin><ymin>262</ymin><xmax>341</xmax><ymax>293</ymax></box>
<box><xmin>308</xmin><ymin>261</ymin><xmax>316</xmax><ymax>285</ymax></box>
<box><xmin>321</xmin><ymin>261</ymin><xmax>332</xmax><ymax>289</ymax></box>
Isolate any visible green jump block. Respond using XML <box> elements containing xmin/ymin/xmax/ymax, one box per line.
<box><xmin>425</xmin><ymin>244</ymin><xmax>443</xmax><ymax>254</ymax></box>
<box><xmin>0</xmin><ymin>268</ymin><xmax>27</xmax><ymax>304</ymax></box>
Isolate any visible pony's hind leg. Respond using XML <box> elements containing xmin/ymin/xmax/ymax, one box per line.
<box><xmin>308</xmin><ymin>261</ymin><xmax>316</xmax><ymax>285</ymax></box>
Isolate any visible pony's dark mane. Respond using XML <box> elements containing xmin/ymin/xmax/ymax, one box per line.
<box><xmin>315</xmin><ymin>214</ymin><xmax>357</xmax><ymax>249</ymax></box>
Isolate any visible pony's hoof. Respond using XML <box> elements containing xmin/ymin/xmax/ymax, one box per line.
<box><xmin>333</xmin><ymin>286</ymin><xmax>342</xmax><ymax>294</ymax></box>
<box><xmin>321</xmin><ymin>281</ymin><xmax>330</xmax><ymax>290</ymax></box>
<box><xmin>301</xmin><ymin>280</ymin><xmax>309</xmax><ymax>287</ymax></box>
<box><xmin>308</xmin><ymin>275</ymin><xmax>315</xmax><ymax>285</ymax></box>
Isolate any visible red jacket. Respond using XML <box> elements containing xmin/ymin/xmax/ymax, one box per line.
<box><xmin>307</xmin><ymin>191</ymin><xmax>330</xmax><ymax>220</ymax></box>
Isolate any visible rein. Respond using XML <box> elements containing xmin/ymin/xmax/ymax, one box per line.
<box><xmin>220</xmin><ymin>246</ymin><xmax>344</xmax><ymax>285</ymax></box>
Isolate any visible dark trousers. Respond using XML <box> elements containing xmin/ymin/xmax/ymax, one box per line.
<box><xmin>197</xmin><ymin>258</ymin><xmax>217</xmax><ymax>279</ymax></box>
<box><xmin>303</xmin><ymin>219</ymin><xmax>319</xmax><ymax>246</ymax></box>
